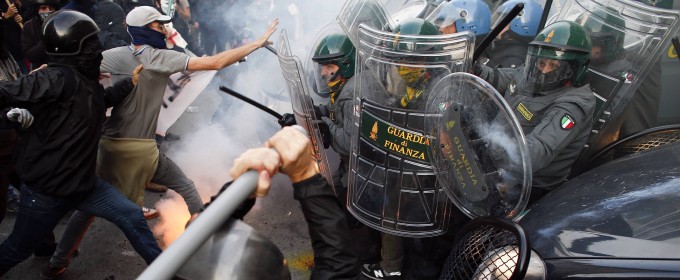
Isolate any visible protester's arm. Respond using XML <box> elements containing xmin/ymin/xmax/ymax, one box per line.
<box><xmin>264</xmin><ymin>127</ymin><xmax>360</xmax><ymax>280</ymax></box>
<box><xmin>0</xmin><ymin>68</ymin><xmax>65</xmax><ymax>105</ymax></box>
<box><xmin>103</xmin><ymin>65</ymin><xmax>142</xmax><ymax>108</ymax></box>
<box><xmin>186</xmin><ymin>18</ymin><xmax>278</xmax><ymax>71</ymax></box>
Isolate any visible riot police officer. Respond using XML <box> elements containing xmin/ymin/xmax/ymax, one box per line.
<box><xmin>474</xmin><ymin>21</ymin><xmax>596</xmax><ymax>200</ymax></box>
<box><xmin>481</xmin><ymin>0</ymin><xmax>542</xmax><ymax>68</ymax></box>
<box><xmin>426</xmin><ymin>0</ymin><xmax>491</xmax><ymax>40</ymax></box>
<box><xmin>363</xmin><ymin>18</ymin><xmax>456</xmax><ymax>280</ymax></box>
<box><xmin>577</xmin><ymin>7</ymin><xmax>628</xmax><ymax>75</ymax></box>
<box><xmin>310</xmin><ymin>33</ymin><xmax>361</xmax><ymax>232</ymax></box>
<box><xmin>577</xmin><ymin>7</ymin><xmax>660</xmax><ymax>138</ymax></box>
<box><xmin>390</xmin><ymin>18</ymin><xmax>446</xmax><ymax>110</ymax></box>
<box><xmin>313</xmin><ymin>33</ymin><xmax>356</xmax><ymax>160</ymax></box>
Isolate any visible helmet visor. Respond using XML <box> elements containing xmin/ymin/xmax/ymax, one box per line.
<box><xmin>523</xmin><ymin>47</ymin><xmax>576</xmax><ymax>93</ymax></box>
<box><xmin>311</xmin><ymin>62</ymin><xmax>338</xmax><ymax>97</ymax></box>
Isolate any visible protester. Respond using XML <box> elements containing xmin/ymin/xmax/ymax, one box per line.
<box><xmin>21</xmin><ymin>0</ymin><xmax>59</xmax><ymax>68</ymax></box>
<box><xmin>0</xmin><ymin>10</ymin><xmax>161</xmax><ymax>277</ymax></box>
<box><xmin>41</xmin><ymin>6</ymin><xmax>279</xmax><ymax>277</ymax></box>
<box><xmin>1</xmin><ymin>0</ymin><xmax>26</xmax><ymax>74</ymax></box>
<box><xmin>223</xmin><ymin>126</ymin><xmax>361</xmax><ymax>279</ymax></box>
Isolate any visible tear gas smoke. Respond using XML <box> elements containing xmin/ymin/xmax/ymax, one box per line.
<box><xmin>150</xmin><ymin>0</ymin><xmax>347</xmax><ymax>246</ymax></box>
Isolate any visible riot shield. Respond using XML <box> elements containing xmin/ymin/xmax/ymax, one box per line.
<box><xmin>425</xmin><ymin>72</ymin><xmax>531</xmax><ymax>219</ymax></box>
<box><xmin>347</xmin><ymin>23</ymin><xmax>475</xmax><ymax>237</ymax></box>
<box><xmin>337</xmin><ymin>0</ymin><xmax>395</xmax><ymax>47</ymax></box>
<box><xmin>382</xmin><ymin>0</ymin><xmax>433</xmax><ymax>23</ymax></box>
<box><xmin>548</xmin><ymin>0</ymin><xmax>680</xmax><ymax>171</ymax></box>
<box><xmin>276</xmin><ymin>30</ymin><xmax>335</xmax><ymax>191</ymax></box>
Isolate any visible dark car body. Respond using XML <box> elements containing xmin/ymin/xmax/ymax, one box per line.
<box><xmin>520</xmin><ymin>139</ymin><xmax>680</xmax><ymax>278</ymax></box>
<box><xmin>441</xmin><ymin>128</ymin><xmax>680</xmax><ymax>279</ymax></box>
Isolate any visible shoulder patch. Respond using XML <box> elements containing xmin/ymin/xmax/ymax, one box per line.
<box><xmin>560</xmin><ymin>114</ymin><xmax>575</xmax><ymax>130</ymax></box>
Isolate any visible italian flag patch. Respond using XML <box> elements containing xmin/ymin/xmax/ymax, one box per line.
<box><xmin>561</xmin><ymin>114</ymin><xmax>575</xmax><ymax>130</ymax></box>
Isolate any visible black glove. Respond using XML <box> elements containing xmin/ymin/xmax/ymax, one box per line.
<box><xmin>313</xmin><ymin>104</ymin><xmax>330</xmax><ymax>120</ymax></box>
<box><xmin>315</xmin><ymin>120</ymin><xmax>331</xmax><ymax>149</ymax></box>
<box><xmin>277</xmin><ymin>113</ymin><xmax>297</xmax><ymax>128</ymax></box>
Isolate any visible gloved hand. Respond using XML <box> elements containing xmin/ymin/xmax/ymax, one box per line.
<box><xmin>6</xmin><ymin>108</ymin><xmax>34</xmax><ymax>129</ymax></box>
<box><xmin>472</xmin><ymin>60</ymin><xmax>484</xmax><ymax>75</ymax></box>
<box><xmin>315</xmin><ymin>120</ymin><xmax>331</xmax><ymax>149</ymax></box>
<box><xmin>313</xmin><ymin>104</ymin><xmax>329</xmax><ymax>120</ymax></box>
<box><xmin>277</xmin><ymin>113</ymin><xmax>297</xmax><ymax>128</ymax></box>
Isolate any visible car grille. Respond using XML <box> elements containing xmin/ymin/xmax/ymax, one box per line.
<box><xmin>440</xmin><ymin>217</ymin><xmax>528</xmax><ymax>280</ymax></box>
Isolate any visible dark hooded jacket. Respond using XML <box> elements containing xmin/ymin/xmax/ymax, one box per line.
<box><xmin>0</xmin><ymin>38</ymin><xmax>132</xmax><ymax>196</ymax></box>
<box><xmin>94</xmin><ymin>0</ymin><xmax>130</xmax><ymax>50</ymax></box>
<box><xmin>22</xmin><ymin>17</ymin><xmax>50</xmax><ymax>66</ymax></box>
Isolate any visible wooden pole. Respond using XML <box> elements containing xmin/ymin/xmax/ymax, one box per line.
<box><xmin>4</xmin><ymin>0</ymin><xmax>23</xmax><ymax>29</ymax></box>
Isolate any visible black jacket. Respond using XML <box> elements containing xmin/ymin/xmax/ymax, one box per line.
<box><xmin>21</xmin><ymin>18</ymin><xmax>49</xmax><ymax>66</ymax></box>
<box><xmin>0</xmin><ymin>64</ymin><xmax>132</xmax><ymax>196</ymax></box>
<box><xmin>94</xmin><ymin>0</ymin><xmax>130</xmax><ymax>50</ymax></box>
<box><xmin>293</xmin><ymin>174</ymin><xmax>360</xmax><ymax>280</ymax></box>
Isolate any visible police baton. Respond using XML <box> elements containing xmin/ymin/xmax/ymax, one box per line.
<box><xmin>136</xmin><ymin>170</ymin><xmax>259</xmax><ymax>280</ymax></box>
<box><xmin>264</xmin><ymin>45</ymin><xmax>278</xmax><ymax>55</ymax></box>
<box><xmin>219</xmin><ymin>86</ymin><xmax>283</xmax><ymax>119</ymax></box>
<box><xmin>473</xmin><ymin>3</ymin><xmax>524</xmax><ymax>62</ymax></box>
<box><xmin>218</xmin><ymin>86</ymin><xmax>297</xmax><ymax>128</ymax></box>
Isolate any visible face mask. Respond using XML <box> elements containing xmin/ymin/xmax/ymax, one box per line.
<box><xmin>326</xmin><ymin>78</ymin><xmax>346</xmax><ymax>104</ymax></box>
<box><xmin>398</xmin><ymin>66</ymin><xmax>430</xmax><ymax>89</ymax></box>
<box><xmin>128</xmin><ymin>26</ymin><xmax>168</xmax><ymax>49</ymax></box>
<box><xmin>39</xmin><ymin>11</ymin><xmax>53</xmax><ymax>21</ymax></box>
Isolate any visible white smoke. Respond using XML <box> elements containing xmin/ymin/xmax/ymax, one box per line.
<box><xmin>150</xmin><ymin>0</ymin><xmax>347</xmax><ymax>245</ymax></box>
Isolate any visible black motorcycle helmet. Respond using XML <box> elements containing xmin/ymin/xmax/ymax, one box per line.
<box><xmin>42</xmin><ymin>10</ymin><xmax>100</xmax><ymax>56</ymax></box>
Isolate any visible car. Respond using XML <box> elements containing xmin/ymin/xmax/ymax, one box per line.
<box><xmin>437</xmin><ymin>0</ymin><xmax>680</xmax><ymax>277</ymax></box>
<box><xmin>441</xmin><ymin>126</ymin><xmax>680</xmax><ymax>279</ymax></box>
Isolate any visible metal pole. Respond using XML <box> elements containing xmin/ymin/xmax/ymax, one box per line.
<box><xmin>136</xmin><ymin>171</ymin><xmax>259</xmax><ymax>280</ymax></box>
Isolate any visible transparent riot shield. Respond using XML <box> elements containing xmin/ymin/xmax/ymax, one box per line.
<box><xmin>276</xmin><ymin>30</ymin><xmax>335</xmax><ymax>190</ymax></box>
<box><xmin>337</xmin><ymin>0</ymin><xmax>395</xmax><ymax>47</ymax></box>
<box><xmin>425</xmin><ymin>73</ymin><xmax>532</xmax><ymax>219</ymax></box>
<box><xmin>548</xmin><ymin>0</ymin><xmax>680</xmax><ymax>172</ymax></box>
<box><xmin>347</xmin><ymin>23</ymin><xmax>475</xmax><ymax>237</ymax></box>
<box><xmin>382</xmin><ymin>0</ymin><xmax>434</xmax><ymax>23</ymax></box>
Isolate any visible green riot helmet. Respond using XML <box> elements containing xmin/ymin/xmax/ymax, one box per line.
<box><xmin>312</xmin><ymin>34</ymin><xmax>356</xmax><ymax>79</ymax></box>
<box><xmin>575</xmin><ymin>7</ymin><xmax>625</xmax><ymax>66</ymax></box>
<box><xmin>524</xmin><ymin>21</ymin><xmax>591</xmax><ymax>94</ymax></box>
<box><xmin>311</xmin><ymin>34</ymin><xmax>356</xmax><ymax>99</ymax></box>
<box><xmin>392</xmin><ymin>18</ymin><xmax>440</xmax><ymax>52</ymax></box>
